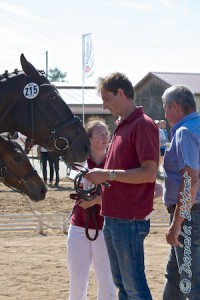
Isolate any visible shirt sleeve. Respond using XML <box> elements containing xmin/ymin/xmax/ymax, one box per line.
<box><xmin>135</xmin><ymin>120</ymin><xmax>159</xmax><ymax>164</ymax></box>
<box><xmin>175</xmin><ymin>128</ymin><xmax>199</xmax><ymax>171</ymax></box>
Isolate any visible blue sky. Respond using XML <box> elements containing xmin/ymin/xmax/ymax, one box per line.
<box><xmin>0</xmin><ymin>0</ymin><xmax>200</xmax><ymax>85</ymax></box>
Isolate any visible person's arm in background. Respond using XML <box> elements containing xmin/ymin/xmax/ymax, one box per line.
<box><xmin>154</xmin><ymin>181</ymin><xmax>163</xmax><ymax>199</ymax></box>
<box><xmin>166</xmin><ymin>165</ymin><xmax>199</xmax><ymax>246</ymax></box>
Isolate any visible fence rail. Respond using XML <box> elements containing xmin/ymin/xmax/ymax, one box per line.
<box><xmin>151</xmin><ymin>214</ymin><xmax>168</xmax><ymax>227</ymax></box>
<box><xmin>0</xmin><ymin>212</ymin><xmax>169</xmax><ymax>235</ymax></box>
<box><xmin>0</xmin><ymin>213</ymin><xmax>69</xmax><ymax>234</ymax></box>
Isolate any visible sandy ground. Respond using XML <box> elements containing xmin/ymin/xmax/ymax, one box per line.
<box><xmin>0</xmin><ymin>178</ymin><xmax>170</xmax><ymax>300</ymax></box>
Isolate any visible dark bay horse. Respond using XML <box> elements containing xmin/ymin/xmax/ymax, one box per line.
<box><xmin>0</xmin><ymin>135</ymin><xmax>47</xmax><ymax>201</ymax></box>
<box><xmin>0</xmin><ymin>54</ymin><xmax>90</xmax><ymax>162</ymax></box>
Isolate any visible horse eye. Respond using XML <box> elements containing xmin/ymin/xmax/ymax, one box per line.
<box><xmin>14</xmin><ymin>155</ymin><xmax>22</xmax><ymax>162</ymax></box>
<box><xmin>49</xmin><ymin>95</ymin><xmax>57</xmax><ymax>101</ymax></box>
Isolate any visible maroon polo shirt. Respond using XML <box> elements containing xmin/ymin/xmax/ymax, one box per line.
<box><xmin>70</xmin><ymin>158</ymin><xmax>104</xmax><ymax>230</ymax></box>
<box><xmin>101</xmin><ymin>107</ymin><xmax>159</xmax><ymax>220</ymax></box>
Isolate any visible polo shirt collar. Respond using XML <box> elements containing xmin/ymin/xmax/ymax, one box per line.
<box><xmin>116</xmin><ymin>106</ymin><xmax>144</xmax><ymax>126</ymax></box>
<box><xmin>171</xmin><ymin>112</ymin><xmax>199</xmax><ymax>138</ymax></box>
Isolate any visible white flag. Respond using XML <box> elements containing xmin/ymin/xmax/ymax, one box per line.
<box><xmin>82</xmin><ymin>33</ymin><xmax>94</xmax><ymax>80</ymax></box>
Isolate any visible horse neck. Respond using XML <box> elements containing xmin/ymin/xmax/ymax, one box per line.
<box><xmin>0</xmin><ymin>136</ymin><xmax>5</xmax><ymax>154</ymax></box>
<box><xmin>0</xmin><ymin>74</ymin><xmax>27</xmax><ymax>133</ymax></box>
<box><xmin>0</xmin><ymin>135</ymin><xmax>11</xmax><ymax>157</ymax></box>
<box><xmin>0</xmin><ymin>101</ymin><xmax>15</xmax><ymax>133</ymax></box>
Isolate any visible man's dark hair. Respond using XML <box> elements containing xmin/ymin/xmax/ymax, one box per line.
<box><xmin>97</xmin><ymin>72</ymin><xmax>134</xmax><ymax>99</ymax></box>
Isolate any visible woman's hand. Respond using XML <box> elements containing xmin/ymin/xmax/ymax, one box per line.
<box><xmin>79</xmin><ymin>196</ymin><xmax>101</xmax><ymax>209</ymax></box>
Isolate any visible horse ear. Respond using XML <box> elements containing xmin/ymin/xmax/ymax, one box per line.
<box><xmin>20</xmin><ymin>53</ymin><xmax>40</xmax><ymax>80</ymax></box>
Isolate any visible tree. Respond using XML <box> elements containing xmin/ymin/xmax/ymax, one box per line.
<box><xmin>48</xmin><ymin>67</ymin><xmax>68</xmax><ymax>82</ymax></box>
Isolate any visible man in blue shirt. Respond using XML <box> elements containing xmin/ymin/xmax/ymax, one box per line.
<box><xmin>162</xmin><ymin>84</ymin><xmax>200</xmax><ymax>300</ymax></box>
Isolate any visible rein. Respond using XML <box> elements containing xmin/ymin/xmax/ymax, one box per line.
<box><xmin>72</xmin><ymin>163</ymin><xmax>101</xmax><ymax>201</ymax></box>
<box><xmin>70</xmin><ymin>163</ymin><xmax>110</xmax><ymax>241</ymax></box>
<box><xmin>71</xmin><ymin>163</ymin><xmax>110</xmax><ymax>200</ymax></box>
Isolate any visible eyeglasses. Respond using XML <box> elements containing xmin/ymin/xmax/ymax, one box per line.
<box><xmin>92</xmin><ymin>133</ymin><xmax>110</xmax><ymax>139</ymax></box>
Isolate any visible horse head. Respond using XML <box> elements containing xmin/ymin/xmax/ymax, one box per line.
<box><xmin>2</xmin><ymin>54</ymin><xmax>90</xmax><ymax>163</ymax></box>
<box><xmin>0</xmin><ymin>135</ymin><xmax>47</xmax><ymax>201</ymax></box>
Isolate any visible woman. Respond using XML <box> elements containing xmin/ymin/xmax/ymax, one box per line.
<box><xmin>67</xmin><ymin>117</ymin><xmax>116</xmax><ymax>300</ymax></box>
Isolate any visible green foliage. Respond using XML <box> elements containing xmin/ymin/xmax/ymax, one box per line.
<box><xmin>48</xmin><ymin>67</ymin><xmax>67</xmax><ymax>82</ymax></box>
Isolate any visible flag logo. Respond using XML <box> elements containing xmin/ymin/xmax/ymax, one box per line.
<box><xmin>82</xmin><ymin>33</ymin><xmax>94</xmax><ymax>80</ymax></box>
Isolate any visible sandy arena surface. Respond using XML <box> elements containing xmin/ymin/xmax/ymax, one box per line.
<box><xmin>0</xmin><ymin>178</ymin><xmax>170</xmax><ymax>300</ymax></box>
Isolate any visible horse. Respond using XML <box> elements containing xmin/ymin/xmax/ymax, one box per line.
<box><xmin>0</xmin><ymin>54</ymin><xmax>90</xmax><ymax>163</ymax></box>
<box><xmin>0</xmin><ymin>135</ymin><xmax>47</xmax><ymax>201</ymax></box>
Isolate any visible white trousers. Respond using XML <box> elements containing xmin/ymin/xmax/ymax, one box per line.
<box><xmin>67</xmin><ymin>224</ymin><xmax>116</xmax><ymax>300</ymax></box>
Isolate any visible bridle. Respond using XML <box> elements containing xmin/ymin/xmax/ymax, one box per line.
<box><xmin>29</xmin><ymin>83</ymin><xmax>83</xmax><ymax>156</ymax></box>
<box><xmin>71</xmin><ymin>163</ymin><xmax>110</xmax><ymax>201</ymax></box>
<box><xmin>70</xmin><ymin>163</ymin><xmax>110</xmax><ymax>241</ymax></box>
<box><xmin>73</xmin><ymin>164</ymin><xmax>101</xmax><ymax>201</ymax></box>
<box><xmin>0</xmin><ymin>159</ymin><xmax>38</xmax><ymax>195</ymax></box>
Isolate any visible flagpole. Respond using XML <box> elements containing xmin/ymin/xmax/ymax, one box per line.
<box><xmin>82</xmin><ymin>34</ymin><xmax>86</xmax><ymax>127</ymax></box>
<box><xmin>82</xmin><ymin>71</ymin><xmax>85</xmax><ymax>126</ymax></box>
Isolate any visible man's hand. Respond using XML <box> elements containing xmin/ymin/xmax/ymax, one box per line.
<box><xmin>166</xmin><ymin>223</ymin><xmax>182</xmax><ymax>247</ymax></box>
<box><xmin>84</xmin><ymin>168</ymin><xmax>108</xmax><ymax>185</ymax></box>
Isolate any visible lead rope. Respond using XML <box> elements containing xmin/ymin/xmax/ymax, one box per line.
<box><xmin>12</xmin><ymin>162</ymin><xmax>110</xmax><ymax>233</ymax></box>
<box><xmin>26</xmin><ymin>195</ymin><xmax>69</xmax><ymax>230</ymax></box>
<box><xmin>0</xmin><ymin>178</ymin><xmax>69</xmax><ymax>231</ymax></box>
<box><xmin>24</xmin><ymin>164</ymin><xmax>94</xmax><ymax>231</ymax></box>
<box><xmin>85</xmin><ymin>207</ymin><xmax>99</xmax><ymax>241</ymax></box>
<box><xmin>23</xmin><ymin>134</ymin><xmax>68</xmax><ymax>230</ymax></box>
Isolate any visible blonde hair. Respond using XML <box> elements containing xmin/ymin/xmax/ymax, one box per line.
<box><xmin>85</xmin><ymin>117</ymin><xmax>109</xmax><ymax>138</ymax></box>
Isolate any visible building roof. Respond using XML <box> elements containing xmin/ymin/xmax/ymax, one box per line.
<box><xmin>56</xmin><ymin>72</ymin><xmax>200</xmax><ymax>110</ymax></box>
<box><xmin>134</xmin><ymin>72</ymin><xmax>200</xmax><ymax>94</ymax></box>
<box><xmin>56</xmin><ymin>85</ymin><xmax>108</xmax><ymax>114</ymax></box>
<box><xmin>57</xmin><ymin>86</ymin><xmax>101</xmax><ymax>105</ymax></box>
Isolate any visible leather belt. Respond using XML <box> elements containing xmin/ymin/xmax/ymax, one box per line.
<box><xmin>167</xmin><ymin>203</ymin><xmax>200</xmax><ymax>214</ymax></box>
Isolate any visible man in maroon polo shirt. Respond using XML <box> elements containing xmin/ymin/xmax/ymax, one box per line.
<box><xmin>85</xmin><ymin>72</ymin><xmax>159</xmax><ymax>300</ymax></box>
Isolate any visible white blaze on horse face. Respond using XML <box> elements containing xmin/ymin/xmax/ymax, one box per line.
<box><xmin>23</xmin><ymin>83</ymin><xmax>39</xmax><ymax>99</ymax></box>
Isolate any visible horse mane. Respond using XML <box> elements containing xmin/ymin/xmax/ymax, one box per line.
<box><xmin>0</xmin><ymin>133</ymin><xmax>12</xmax><ymax>140</ymax></box>
<box><xmin>0</xmin><ymin>69</ymin><xmax>46</xmax><ymax>82</ymax></box>
<box><xmin>0</xmin><ymin>134</ymin><xmax>24</xmax><ymax>155</ymax></box>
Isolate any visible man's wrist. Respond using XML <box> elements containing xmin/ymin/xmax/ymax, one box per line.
<box><xmin>108</xmin><ymin>169</ymin><xmax>117</xmax><ymax>181</ymax></box>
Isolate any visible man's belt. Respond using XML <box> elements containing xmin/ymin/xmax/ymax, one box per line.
<box><xmin>167</xmin><ymin>203</ymin><xmax>200</xmax><ymax>214</ymax></box>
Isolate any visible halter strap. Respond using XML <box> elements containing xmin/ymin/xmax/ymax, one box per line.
<box><xmin>29</xmin><ymin>82</ymin><xmax>83</xmax><ymax>155</ymax></box>
<box><xmin>0</xmin><ymin>161</ymin><xmax>38</xmax><ymax>195</ymax></box>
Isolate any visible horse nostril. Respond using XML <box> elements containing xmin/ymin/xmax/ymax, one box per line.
<box><xmin>42</xmin><ymin>185</ymin><xmax>47</xmax><ymax>195</ymax></box>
